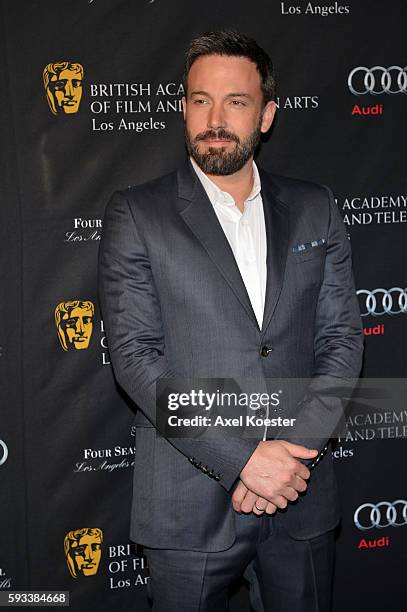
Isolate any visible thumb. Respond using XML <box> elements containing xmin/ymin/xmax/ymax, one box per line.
<box><xmin>280</xmin><ymin>441</ymin><xmax>319</xmax><ymax>459</ymax></box>
<box><xmin>232</xmin><ymin>480</ymin><xmax>249</xmax><ymax>512</ymax></box>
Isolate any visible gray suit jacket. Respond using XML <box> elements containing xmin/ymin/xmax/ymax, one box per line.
<box><xmin>98</xmin><ymin>159</ymin><xmax>364</xmax><ymax>551</ymax></box>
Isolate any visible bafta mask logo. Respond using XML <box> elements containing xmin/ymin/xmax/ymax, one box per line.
<box><xmin>64</xmin><ymin>527</ymin><xmax>103</xmax><ymax>578</ymax></box>
<box><xmin>43</xmin><ymin>62</ymin><xmax>84</xmax><ymax>115</ymax></box>
<box><xmin>55</xmin><ymin>300</ymin><xmax>94</xmax><ymax>351</ymax></box>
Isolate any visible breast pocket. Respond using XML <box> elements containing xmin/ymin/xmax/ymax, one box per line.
<box><xmin>289</xmin><ymin>244</ymin><xmax>326</xmax><ymax>292</ymax></box>
<box><xmin>293</xmin><ymin>243</ymin><xmax>327</xmax><ymax>263</ymax></box>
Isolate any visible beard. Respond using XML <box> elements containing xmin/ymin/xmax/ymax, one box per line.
<box><xmin>184</xmin><ymin>119</ymin><xmax>262</xmax><ymax>176</ymax></box>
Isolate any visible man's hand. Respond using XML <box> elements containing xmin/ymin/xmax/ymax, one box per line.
<box><xmin>238</xmin><ymin>440</ymin><xmax>318</xmax><ymax>510</ymax></box>
<box><xmin>232</xmin><ymin>480</ymin><xmax>277</xmax><ymax>515</ymax></box>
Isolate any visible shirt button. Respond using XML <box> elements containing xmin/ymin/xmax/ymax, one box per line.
<box><xmin>260</xmin><ymin>346</ymin><xmax>273</xmax><ymax>357</ymax></box>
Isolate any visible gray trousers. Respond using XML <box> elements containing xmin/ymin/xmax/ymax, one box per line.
<box><xmin>143</xmin><ymin>512</ymin><xmax>335</xmax><ymax>612</ymax></box>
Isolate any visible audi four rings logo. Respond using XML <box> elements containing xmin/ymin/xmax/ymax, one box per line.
<box><xmin>354</xmin><ymin>500</ymin><xmax>407</xmax><ymax>530</ymax></box>
<box><xmin>357</xmin><ymin>288</ymin><xmax>407</xmax><ymax>317</ymax></box>
<box><xmin>348</xmin><ymin>66</ymin><xmax>407</xmax><ymax>95</ymax></box>
<box><xmin>0</xmin><ymin>439</ymin><xmax>8</xmax><ymax>466</ymax></box>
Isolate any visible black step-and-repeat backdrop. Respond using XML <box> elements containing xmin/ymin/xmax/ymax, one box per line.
<box><xmin>1</xmin><ymin>1</ymin><xmax>406</xmax><ymax>610</ymax></box>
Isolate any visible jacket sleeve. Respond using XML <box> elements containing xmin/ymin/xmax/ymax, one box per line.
<box><xmin>98</xmin><ymin>189</ymin><xmax>258</xmax><ymax>492</ymax></box>
<box><xmin>277</xmin><ymin>185</ymin><xmax>364</xmax><ymax>461</ymax></box>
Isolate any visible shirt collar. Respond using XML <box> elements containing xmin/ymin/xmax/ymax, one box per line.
<box><xmin>190</xmin><ymin>156</ymin><xmax>261</xmax><ymax>208</ymax></box>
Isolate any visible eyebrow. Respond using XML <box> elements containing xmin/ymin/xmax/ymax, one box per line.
<box><xmin>190</xmin><ymin>91</ymin><xmax>254</xmax><ymax>100</ymax></box>
<box><xmin>225</xmin><ymin>93</ymin><xmax>252</xmax><ymax>99</ymax></box>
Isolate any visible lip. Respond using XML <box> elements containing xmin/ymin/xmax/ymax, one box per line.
<box><xmin>202</xmin><ymin>139</ymin><xmax>232</xmax><ymax>145</ymax></box>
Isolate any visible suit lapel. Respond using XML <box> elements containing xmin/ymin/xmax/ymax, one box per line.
<box><xmin>260</xmin><ymin>170</ymin><xmax>290</xmax><ymax>334</ymax></box>
<box><xmin>176</xmin><ymin>160</ymin><xmax>259</xmax><ymax>329</ymax></box>
<box><xmin>176</xmin><ymin>160</ymin><xmax>290</xmax><ymax>334</ymax></box>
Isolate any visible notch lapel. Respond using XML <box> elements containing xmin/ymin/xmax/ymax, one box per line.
<box><xmin>260</xmin><ymin>171</ymin><xmax>290</xmax><ymax>334</ymax></box>
<box><xmin>176</xmin><ymin>161</ymin><xmax>259</xmax><ymax>329</ymax></box>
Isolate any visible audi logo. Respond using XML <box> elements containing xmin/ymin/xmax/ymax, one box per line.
<box><xmin>348</xmin><ymin>66</ymin><xmax>407</xmax><ymax>95</ymax></box>
<box><xmin>0</xmin><ymin>439</ymin><xmax>8</xmax><ymax>466</ymax></box>
<box><xmin>354</xmin><ymin>500</ymin><xmax>407</xmax><ymax>530</ymax></box>
<box><xmin>357</xmin><ymin>288</ymin><xmax>407</xmax><ymax>317</ymax></box>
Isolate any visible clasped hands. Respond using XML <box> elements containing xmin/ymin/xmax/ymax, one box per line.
<box><xmin>232</xmin><ymin>440</ymin><xmax>318</xmax><ymax>516</ymax></box>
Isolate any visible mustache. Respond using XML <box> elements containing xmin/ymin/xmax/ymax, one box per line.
<box><xmin>194</xmin><ymin>129</ymin><xmax>240</xmax><ymax>144</ymax></box>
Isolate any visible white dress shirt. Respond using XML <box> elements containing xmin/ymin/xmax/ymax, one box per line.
<box><xmin>190</xmin><ymin>157</ymin><xmax>267</xmax><ymax>329</ymax></box>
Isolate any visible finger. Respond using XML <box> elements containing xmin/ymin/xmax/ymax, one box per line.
<box><xmin>252</xmin><ymin>497</ymin><xmax>268</xmax><ymax>516</ymax></box>
<box><xmin>285</xmin><ymin>471</ymin><xmax>308</xmax><ymax>492</ymax></box>
<box><xmin>271</xmin><ymin>495</ymin><xmax>288</xmax><ymax>510</ymax></box>
<box><xmin>273</xmin><ymin>485</ymin><xmax>298</xmax><ymax>502</ymax></box>
<box><xmin>292</xmin><ymin>474</ymin><xmax>308</xmax><ymax>493</ymax></box>
<box><xmin>232</xmin><ymin>481</ymin><xmax>249</xmax><ymax>512</ymax></box>
<box><xmin>265</xmin><ymin>502</ymin><xmax>277</xmax><ymax>515</ymax></box>
<box><xmin>279</xmin><ymin>486</ymin><xmax>299</xmax><ymax>503</ymax></box>
<box><xmin>241</xmin><ymin>490</ymin><xmax>260</xmax><ymax>514</ymax></box>
<box><xmin>292</xmin><ymin>461</ymin><xmax>311</xmax><ymax>481</ymax></box>
<box><xmin>279</xmin><ymin>441</ymin><xmax>318</xmax><ymax>459</ymax></box>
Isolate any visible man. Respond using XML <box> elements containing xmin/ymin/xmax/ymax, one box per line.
<box><xmin>43</xmin><ymin>61</ymin><xmax>84</xmax><ymax>115</ymax></box>
<box><xmin>98</xmin><ymin>30</ymin><xmax>363</xmax><ymax>611</ymax></box>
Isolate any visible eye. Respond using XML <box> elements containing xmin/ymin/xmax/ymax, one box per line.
<box><xmin>192</xmin><ymin>98</ymin><xmax>208</xmax><ymax>105</ymax></box>
<box><xmin>230</xmin><ymin>99</ymin><xmax>246</xmax><ymax>106</ymax></box>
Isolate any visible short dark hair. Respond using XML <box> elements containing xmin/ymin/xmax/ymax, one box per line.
<box><xmin>183</xmin><ymin>30</ymin><xmax>276</xmax><ymax>104</ymax></box>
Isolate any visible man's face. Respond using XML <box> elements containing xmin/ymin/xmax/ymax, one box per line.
<box><xmin>49</xmin><ymin>69</ymin><xmax>82</xmax><ymax>114</ymax></box>
<box><xmin>69</xmin><ymin>534</ymin><xmax>101</xmax><ymax>577</ymax></box>
<box><xmin>61</xmin><ymin>307</ymin><xmax>93</xmax><ymax>350</ymax></box>
<box><xmin>182</xmin><ymin>54</ymin><xmax>276</xmax><ymax>175</ymax></box>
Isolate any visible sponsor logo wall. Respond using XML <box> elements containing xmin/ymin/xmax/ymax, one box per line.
<box><xmin>1</xmin><ymin>1</ymin><xmax>405</xmax><ymax>611</ymax></box>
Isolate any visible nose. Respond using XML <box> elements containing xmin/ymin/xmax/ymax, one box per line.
<box><xmin>75</xmin><ymin>318</ymin><xmax>85</xmax><ymax>335</ymax></box>
<box><xmin>207</xmin><ymin>101</ymin><xmax>226</xmax><ymax>130</ymax></box>
<box><xmin>84</xmin><ymin>546</ymin><xmax>92</xmax><ymax>562</ymax></box>
<box><xmin>65</xmin><ymin>80</ymin><xmax>74</xmax><ymax>98</ymax></box>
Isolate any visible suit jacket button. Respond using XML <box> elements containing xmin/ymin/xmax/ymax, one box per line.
<box><xmin>255</xmin><ymin>407</ymin><xmax>266</xmax><ymax>417</ymax></box>
<box><xmin>260</xmin><ymin>346</ymin><xmax>273</xmax><ymax>357</ymax></box>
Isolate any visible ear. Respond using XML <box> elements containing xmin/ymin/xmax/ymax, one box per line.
<box><xmin>181</xmin><ymin>96</ymin><xmax>187</xmax><ymax>120</ymax></box>
<box><xmin>260</xmin><ymin>101</ymin><xmax>277</xmax><ymax>134</ymax></box>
